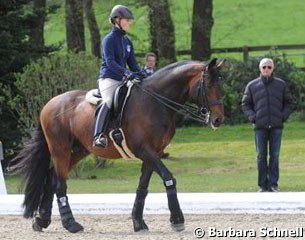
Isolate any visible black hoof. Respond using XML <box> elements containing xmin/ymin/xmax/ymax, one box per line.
<box><xmin>62</xmin><ymin>219</ymin><xmax>84</xmax><ymax>233</ymax></box>
<box><xmin>32</xmin><ymin>217</ymin><xmax>51</xmax><ymax>231</ymax></box>
<box><xmin>170</xmin><ymin>213</ymin><xmax>185</xmax><ymax>232</ymax></box>
<box><xmin>171</xmin><ymin>223</ymin><xmax>185</xmax><ymax>232</ymax></box>
<box><xmin>132</xmin><ymin>219</ymin><xmax>149</xmax><ymax>232</ymax></box>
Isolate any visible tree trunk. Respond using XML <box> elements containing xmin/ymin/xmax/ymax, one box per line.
<box><xmin>84</xmin><ymin>0</ymin><xmax>101</xmax><ymax>58</ymax></box>
<box><xmin>147</xmin><ymin>0</ymin><xmax>176</xmax><ymax>65</ymax></box>
<box><xmin>65</xmin><ymin>0</ymin><xmax>85</xmax><ymax>52</ymax></box>
<box><xmin>191</xmin><ymin>0</ymin><xmax>214</xmax><ymax>61</ymax></box>
<box><xmin>29</xmin><ymin>0</ymin><xmax>46</xmax><ymax>49</ymax></box>
<box><xmin>148</xmin><ymin>6</ymin><xmax>157</xmax><ymax>53</ymax></box>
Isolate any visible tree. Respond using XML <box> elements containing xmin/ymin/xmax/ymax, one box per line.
<box><xmin>29</xmin><ymin>0</ymin><xmax>46</xmax><ymax>49</ymax></box>
<box><xmin>191</xmin><ymin>0</ymin><xmax>214</xmax><ymax>61</ymax></box>
<box><xmin>0</xmin><ymin>0</ymin><xmax>57</xmax><ymax>159</ymax></box>
<box><xmin>84</xmin><ymin>0</ymin><xmax>101</xmax><ymax>58</ymax></box>
<box><xmin>147</xmin><ymin>0</ymin><xmax>176</xmax><ymax>65</ymax></box>
<box><xmin>65</xmin><ymin>0</ymin><xmax>86</xmax><ymax>52</ymax></box>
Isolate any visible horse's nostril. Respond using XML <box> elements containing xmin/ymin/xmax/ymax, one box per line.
<box><xmin>212</xmin><ymin>117</ymin><xmax>222</xmax><ymax>126</ymax></box>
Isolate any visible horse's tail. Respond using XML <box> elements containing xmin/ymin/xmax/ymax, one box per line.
<box><xmin>9</xmin><ymin>123</ymin><xmax>51</xmax><ymax>218</ymax></box>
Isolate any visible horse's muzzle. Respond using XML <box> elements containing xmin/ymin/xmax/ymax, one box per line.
<box><xmin>211</xmin><ymin>116</ymin><xmax>224</xmax><ymax>128</ymax></box>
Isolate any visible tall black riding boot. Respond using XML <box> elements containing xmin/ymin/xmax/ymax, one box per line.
<box><xmin>93</xmin><ymin>104</ymin><xmax>111</xmax><ymax>148</ymax></box>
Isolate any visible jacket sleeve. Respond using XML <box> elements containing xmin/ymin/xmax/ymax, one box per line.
<box><xmin>241</xmin><ymin>83</ymin><xmax>256</xmax><ymax>123</ymax></box>
<box><xmin>282</xmin><ymin>83</ymin><xmax>297</xmax><ymax>121</ymax></box>
<box><xmin>125</xmin><ymin>38</ymin><xmax>141</xmax><ymax>72</ymax></box>
<box><xmin>102</xmin><ymin>36</ymin><xmax>126</xmax><ymax>76</ymax></box>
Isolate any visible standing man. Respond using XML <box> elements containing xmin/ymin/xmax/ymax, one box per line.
<box><xmin>242</xmin><ymin>58</ymin><xmax>296</xmax><ymax>192</ymax></box>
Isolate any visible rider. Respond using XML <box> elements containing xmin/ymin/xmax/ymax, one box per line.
<box><xmin>93</xmin><ymin>5</ymin><xmax>148</xmax><ymax>148</ymax></box>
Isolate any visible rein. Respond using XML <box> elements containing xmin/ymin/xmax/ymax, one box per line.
<box><xmin>133</xmin><ymin>69</ymin><xmax>222</xmax><ymax>125</ymax></box>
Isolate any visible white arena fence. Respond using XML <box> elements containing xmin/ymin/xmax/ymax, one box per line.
<box><xmin>1</xmin><ymin>192</ymin><xmax>305</xmax><ymax>215</ymax></box>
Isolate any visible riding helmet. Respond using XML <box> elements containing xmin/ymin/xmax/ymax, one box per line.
<box><xmin>110</xmin><ymin>5</ymin><xmax>134</xmax><ymax>20</ymax></box>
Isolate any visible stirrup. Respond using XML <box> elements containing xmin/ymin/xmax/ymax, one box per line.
<box><xmin>93</xmin><ymin>135</ymin><xmax>108</xmax><ymax>148</ymax></box>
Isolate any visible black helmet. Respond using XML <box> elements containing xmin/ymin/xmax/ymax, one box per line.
<box><xmin>110</xmin><ymin>5</ymin><xmax>134</xmax><ymax>20</ymax></box>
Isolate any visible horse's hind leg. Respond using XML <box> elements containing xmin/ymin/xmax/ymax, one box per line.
<box><xmin>52</xmin><ymin>169</ymin><xmax>84</xmax><ymax>233</ymax></box>
<box><xmin>32</xmin><ymin>168</ymin><xmax>54</xmax><ymax>231</ymax></box>
<box><xmin>132</xmin><ymin>161</ymin><xmax>153</xmax><ymax>232</ymax></box>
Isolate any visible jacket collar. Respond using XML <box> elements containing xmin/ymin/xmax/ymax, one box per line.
<box><xmin>260</xmin><ymin>75</ymin><xmax>274</xmax><ymax>84</ymax></box>
<box><xmin>112</xmin><ymin>27</ymin><xmax>126</xmax><ymax>36</ymax></box>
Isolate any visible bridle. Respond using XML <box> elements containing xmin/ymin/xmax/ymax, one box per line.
<box><xmin>197</xmin><ymin>66</ymin><xmax>223</xmax><ymax>123</ymax></box>
<box><xmin>133</xmin><ymin>66</ymin><xmax>223</xmax><ymax>125</ymax></box>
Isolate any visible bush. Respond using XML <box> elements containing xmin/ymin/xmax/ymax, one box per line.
<box><xmin>6</xmin><ymin>52</ymin><xmax>100</xmax><ymax>139</ymax></box>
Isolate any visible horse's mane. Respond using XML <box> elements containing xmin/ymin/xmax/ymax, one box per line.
<box><xmin>145</xmin><ymin>60</ymin><xmax>202</xmax><ymax>83</ymax></box>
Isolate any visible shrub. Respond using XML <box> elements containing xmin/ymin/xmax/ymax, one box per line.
<box><xmin>6</xmin><ymin>52</ymin><xmax>100</xmax><ymax>138</ymax></box>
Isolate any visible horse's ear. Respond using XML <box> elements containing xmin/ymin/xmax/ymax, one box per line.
<box><xmin>216</xmin><ymin>59</ymin><xmax>227</xmax><ymax>69</ymax></box>
<box><xmin>207</xmin><ymin>58</ymin><xmax>217</xmax><ymax>70</ymax></box>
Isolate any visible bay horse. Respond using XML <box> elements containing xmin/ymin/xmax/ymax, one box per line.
<box><xmin>10</xmin><ymin>58</ymin><xmax>225</xmax><ymax>233</ymax></box>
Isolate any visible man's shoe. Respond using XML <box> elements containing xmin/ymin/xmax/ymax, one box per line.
<box><xmin>258</xmin><ymin>187</ymin><xmax>267</xmax><ymax>192</ymax></box>
<box><xmin>270</xmin><ymin>186</ymin><xmax>279</xmax><ymax>192</ymax></box>
<box><xmin>93</xmin><ymin>135</ymin><xmax>108</xmax><ymax>148</ymax></box>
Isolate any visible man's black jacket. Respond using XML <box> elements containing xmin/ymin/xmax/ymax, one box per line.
<box><xmin>242</xmin><ymin>76</ymin><xmax>296</xmax><ymax>129</ymax></box>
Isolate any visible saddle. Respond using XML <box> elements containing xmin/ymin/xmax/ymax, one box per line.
<box><xmin>86</xmin><ymin>81</ymin><xmax>138</xmax><ymax>160</ymax></box>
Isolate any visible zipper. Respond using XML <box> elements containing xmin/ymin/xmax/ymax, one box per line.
<box><xmin>264</xmin><ymin>77</ymin><xmax>272</xmax><ymax>128</ymax></box>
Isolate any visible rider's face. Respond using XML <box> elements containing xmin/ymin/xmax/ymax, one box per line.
<box><xmin>120</xmin><ymin>19</ymin><xmax>133</xmax><ymax>32</ymax></box>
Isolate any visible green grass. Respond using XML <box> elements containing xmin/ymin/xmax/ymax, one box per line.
<box><xmin>5</xmin><ymin>121</ymin><xmax>305</xmax><ymax>194</ymax></box>
<box><xmin>45</xmin><ymin>0</ymin><xmax>305</xmax><ymax>66</ymax></box>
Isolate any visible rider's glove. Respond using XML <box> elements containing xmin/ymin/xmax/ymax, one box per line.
<box><xmin>124</xmin><ymin>70</ymin><xmax>136</xmax><ymax>80</ymax></box>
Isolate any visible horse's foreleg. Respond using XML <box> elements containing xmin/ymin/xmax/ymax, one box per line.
<box><xmin>153</xmin><ymin>159</ymin><xmax>185</xmax><ymax>232</ymax></box>
<box><xmin>132</xmin><ymin>161</ymin><xmax>153</xmax><ymax>232</ymax></box>
<box><xmin>136</xmin><ymin>149</ymin><xmax>185</xmax><ymax>232</ymax></box>
<box><xmin>32</xmin><ymin>168</ymin><xmax>54</xmax><ymax>231</ymax></box>
<box><xmin>52</xmin><ymin>172</ymin><xmax>84</xmax><ymax>233</ymax></box>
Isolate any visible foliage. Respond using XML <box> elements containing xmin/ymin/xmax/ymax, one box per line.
<box><xmin>5</xmin><ymin>52</ymin><xmax>99</xmax><ymax>138</ymax></box>
<box><xmin>0</xmin><ymin>0</ymin><xmax>59</xmax><ymax>161</ymax></box>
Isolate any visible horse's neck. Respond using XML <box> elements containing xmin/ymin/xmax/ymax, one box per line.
<box><xmin>147</xmin><ymin>76</ymin><xmax>188</xmax><ymax>104</ymax></box>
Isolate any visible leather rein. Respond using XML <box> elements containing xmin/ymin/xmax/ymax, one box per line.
<box><xmin>133</xmin><ymin>66</ymin><xmax>223</xmax><ymax>125</ymax></box>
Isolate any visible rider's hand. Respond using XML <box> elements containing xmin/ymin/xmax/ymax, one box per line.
<box><xmin>124</xmin><ymin>70</ymin><xmax>136</xmax><ymax>80</ymax></box>
<box><xmin>142</xmin><ymin>67</ymin><xmax>153</xmax><ymax>76</ymax></box>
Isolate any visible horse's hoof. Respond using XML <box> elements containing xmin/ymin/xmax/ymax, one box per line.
<box><xmin>32</xmin><ymin>217</ymin><xmax>51</xmax><ymax>231</ymax></box>
<box><xmin>133</xmin><ymin>219</ymin><xmax>149</xmax><ymax>232</ymax></box>
<box><xmin>32</xmin><ymin>221</ymin><xmax>43</xmax><ymax>232</ymax></box>
<box><xmin>171</xmin><ymin>223</ymin><xmax>185</xmax><ymax>232</ymax></box>
<box><xmin>63</xmin><ymin>219</ymin><xmax>84</xmax><ymax>233</ymax></box>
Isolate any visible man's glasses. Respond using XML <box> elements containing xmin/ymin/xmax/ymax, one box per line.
<box><xmin>262</xmin><ymin>66</ymin><xmax>272</xmax><ymax>70</ymax></box>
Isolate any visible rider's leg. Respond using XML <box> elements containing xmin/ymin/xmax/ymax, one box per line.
<box><xmin>93</xmin><ymin>78</ymin><xmax>120</xmax><ymax>148</ymax></box>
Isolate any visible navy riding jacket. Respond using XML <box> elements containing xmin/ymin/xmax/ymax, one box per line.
<box><xmin>99</xmin><ymin>27</ymin><xmax>140</xmax><ymax>81</ymax></box>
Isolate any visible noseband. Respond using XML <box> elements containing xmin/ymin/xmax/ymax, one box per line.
<box><xmin>197</xmin><ymin>66</ymin><xmax>223</xmax><ymax>122</ymax></box>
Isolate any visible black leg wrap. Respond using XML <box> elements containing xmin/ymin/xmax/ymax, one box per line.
<box><xmin>164</xmin><ymin>178</ymin><xmax>185</xmax><ymax>232</ymax></box>
<box><xmin>57</xmin><ymin>196</ymin><xmax>84</xmax><ymax>233</ymax></box>
<box><xmin>32</xmin><ymin>169</ymin><xmax>54</xmax><ymax>231</ymax></box>
<box><xmin>132</xmin><ymin>189</ymin><xmax>149</xmax><ymax>232</ymax></box>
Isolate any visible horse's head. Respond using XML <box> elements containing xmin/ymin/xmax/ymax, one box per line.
<box><xmin>188</xmin><ymin>58</ymin><xmax>225</xmax><ymax>128</ymax></box>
